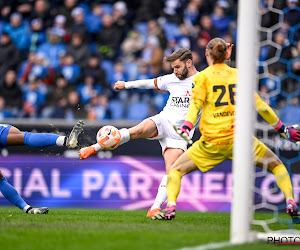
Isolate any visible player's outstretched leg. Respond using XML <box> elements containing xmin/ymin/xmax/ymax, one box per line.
<box><xmin>7</xmin><ymin>120</ymin><xmax>84</xmax><ymax>149</ymax></box>
<box><xmin>80</xmin><ymin>119</ymin><xmax>157</xmax><ymax>160</ymax></box>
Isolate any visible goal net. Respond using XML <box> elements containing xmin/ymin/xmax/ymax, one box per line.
<box><xmin>231</xmin><ymin>0</ymin><xmax>300</xmax><ymax>244</ymax></box>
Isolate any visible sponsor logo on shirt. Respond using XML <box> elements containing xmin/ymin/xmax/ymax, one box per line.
<box><xmin>170</xmin><ymin>96</ymin><xmax>190</xmax><ymax>108</ymax></box>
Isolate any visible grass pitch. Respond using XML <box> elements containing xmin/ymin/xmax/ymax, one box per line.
<box><xmin>0</xmin><ymin>207</ymin><xmax>299</xmax><ymax>250</ymax></box>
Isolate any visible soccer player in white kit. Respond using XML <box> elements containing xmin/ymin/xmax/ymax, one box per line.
<box><xmin>79</xmin><ymin>48</ymin><xmax>200</xmax><ymax>217</ymax></box>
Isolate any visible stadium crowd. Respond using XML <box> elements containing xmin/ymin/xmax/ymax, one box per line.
<box><xmin>0</xmin><ymin>0</ymin><xmax>299</xmax><ymax>122</ymax></box>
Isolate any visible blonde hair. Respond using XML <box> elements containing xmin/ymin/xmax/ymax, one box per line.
<box><xmin>206</xmin><ymin>38</ymin><xmax>227</xmax><ymax>64</ymax></box>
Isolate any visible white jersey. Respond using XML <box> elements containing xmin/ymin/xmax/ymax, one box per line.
<box><xmin>125</xmin><ymin>72</ymin><xmax>199</xmax><ymax>128</ymax></box>
<box><xmin>154</xmin><ymin>73</ymin><xmax>198</xmax><ymax>128</ymax></box>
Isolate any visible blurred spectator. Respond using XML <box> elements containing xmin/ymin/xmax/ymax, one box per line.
<box><xmin>83</xmin><ymin>54</ymin><xmax>108</xmax><ymax>91</ymax></box>
<box><xmin>285</xmin><ymin>0</ymin><xmax>300</xmax><ymax>27</ymax></box>
<box><xmin>28</xmin><ymin>18</ymin><xmax>47</xmax><ymax>52</ymax></box>
<box><xmin>85</xmin><ymin>3</ymin><xmax>103</xmax><ymax>38</ymax></box>
<box><xmin>67</xmin><ymin>32</ymin><xmax>90</xmax><ymax>69</ymax></box>
<box><xmin>112</xmin><ymin>61</ymin><xmax>128</xmax><ymax>84</ymax></box>
<box><xmin>184</xmin><ymin>1</ymin><xmax>199</xmax><ymax>25</ymax></box>
<box><xmin>121</xmin><ymin>29</ymin><xmax>144</xmax><ymax>60</ymax></box>
<box><xmin>19</xmin><ymin>52</ymin><xmax>54</xmax><ymax>86</ymax></box>
<box><xmin>96</xmin><ymin>13</ymin><xmax>122</xmax><ymax>60</ymax></box>
<box><xmin>53</xmin><ymin>14</ymin><xmax>70</xmax><ymax>43</ymax></box>
<box><xmin>162</xmin><ymin>0</ymin><xmax>183</xmax><ymax>23</ymax></box>
<box><xmin>199</xmin><ymin>15</ymin><xmax>220</xmax><ymax>41</ymax></box>
<box><xmin>42</xmin><ymin>75</ymin><xmax>73</xmax><ymax>118</ymax></box>
<box><xmin>47</xmin><ymin>75</ymin><xmax>73</xmax><ymax>107</ymax></box>
<box><xmin>78</xmin><ymin>74</ymin><xmax>103</xmax><ymax>104</ymax></box>
<box><xmin>59</xmin><ymin>54</ymin><xmax>81</xmax><ymax>85</ymax></box>
<box><xmin>291</xmin><ymin>40</ymin><xmax>300</xmax><ymax>76</ymax></box>
<box><xmin>38</xmin><ymin>27</ymin><xmax>66</xmax><ymax>69</ymax></box>
<box><xmin>134</xmin><ymin>0</ymin><xmax>162</xmax><ymax>22</ymax></box>
<box><xmin>147</xmin><ymin>20</ymin><xmax>167</xmax><ymax>50</ymax></box>
<box><xmin>191</xmin><ymin>50</ymin><xmax>207</xmax><ymax>71</ymax></box>
<box><xmin>281</xmin><ymin>97</ymin><xmax>300</xmax><ymax>124</ymax></box>
<box><xmin>113</xmin><ymin>1</ymin><xmax>128</xmax><ymax>38</ymax></box>
<box><xmin>141</xmin><ymin>36</ymin><xmax>164</xmax><ymax>76</ymax></box>
<box><xmin>87</xmin><ymin>94</ymin><xmax>108</xmax><ymax>121</ymax></box>
<box><xmin>0</xmin><ymin>96</ymin><xmax>13</xmax><ymax>119</ymax></box>
<box><xmin>266</xmin><ymin>31</ymin><xmax>293</xmax><ymax>75</ymax></box>
<box><xmin>0</xmin><ymin>70</ymin><xmax>22</xmax><ymax>115</ymax></box>
<box><xmin>58</xmin><ymin>0</ymin><xmax>78</xmax><ymax>28</ymax></box>
<box><xmin>3</xmin><ymin>12</ymin><xmax>29</xmax><ymax>53</ymax></box>
<box><xmin>65</xmin><ymin>90</ymin><xmax>86</xmax><ymax>120</ymax></box>
<box><xmin>30</xmin><ymin>0</ymin><xmax>52</xmax><ymax>29</ymax></box>
<box><xmin>193</xmin><ymin>31</ymin><xmax>210</xmax><ymax>63</ymax></box>
<box><xmin>0</xmin><ymin>32</ymin><xmax>20</xmax><ymax>82</ymax></box>
<box><xmin>71</xmin><ymin>7</ymin><xmax>88</xmax><ymax>36</ymax></box>
<box><xmin>22</xmin><ymin>77</ymin><xmax>46</xmax><ymax>118</ymax></box>
<box><xmin>210</xmin><ymin>4</ymin><xmax>231</xmax><ymax>36</ymax></box>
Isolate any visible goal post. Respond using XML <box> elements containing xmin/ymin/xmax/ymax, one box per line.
<box><xmin>230</xmin><ymin>0</ymin><xmax>260</xmax><ymax>244</ymax></box>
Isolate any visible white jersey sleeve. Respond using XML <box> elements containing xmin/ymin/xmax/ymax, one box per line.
<box><xmin>124</xmin><ymin>74</ymin><xmax>173</xmax><ymax>91</ymax></box>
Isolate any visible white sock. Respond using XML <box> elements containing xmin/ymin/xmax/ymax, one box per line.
<box><xmin>151</xmin><ymin>175</ymin><xmax>168</xmax><ymax>210</ymax></box>
<box><xmin>92</xmin><ymin>143</ymin><xmax>102</xmax><ymax>152</ymax></box>
<box><xmin>286</xmin><ymin>197</ymin><xmax>294</xmax><ymax>203</ymax></box>
<box><xmin>167</xmin><ymin>202</ymin><xmax>176</xmax><ymax>207</ymax></box>
<box><xmin>23</xmin><ymin>205</ymin><xmax>31</xmax><ymax>212</ymax></box>
<box><xmin>56</xmin><ymin>136</ymin><xmax>66</xmax><ymax>146</ymax></box>
<box><xmin>119</xmin><ymin>128</ymin><xmax>130</xmax><ymax>146</ymax></box>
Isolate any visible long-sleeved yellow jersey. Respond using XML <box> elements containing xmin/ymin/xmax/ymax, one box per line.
<box><xmin>186</xmin><ymin>63</ymin><xmax>279</xmax><ymax>142</ymax></box>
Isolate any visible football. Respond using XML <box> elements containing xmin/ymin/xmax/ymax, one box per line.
<box><xmin>97</xmin><ymin>125</ymin><xmax>121</xmax><ymax>150</ymax></box>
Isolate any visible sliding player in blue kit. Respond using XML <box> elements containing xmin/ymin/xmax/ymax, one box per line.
<box><xmin>0</xmin><ymin>120</ymin><xmax>84</xmax><ymax>214</ymax></box>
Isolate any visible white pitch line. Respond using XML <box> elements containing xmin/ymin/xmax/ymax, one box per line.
<box><xmin>175</xmin><ymin>241</ymin><xmax>232</xmax><ymax>250</ymax></box>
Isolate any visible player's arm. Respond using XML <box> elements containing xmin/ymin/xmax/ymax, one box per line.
<box><xmin>114</xmin><ymin>79</ymin><xmax>159</xmax><ymax>90</ymax></box>
<box><xmin>175</xmin><ymin>73</ymin><xmax>205</xmax><ymax>144</ymax></box>
<box><xmin>255</xmin><ymin>92</ymin><xmax>300</xmax><ymax>143</ymax></box>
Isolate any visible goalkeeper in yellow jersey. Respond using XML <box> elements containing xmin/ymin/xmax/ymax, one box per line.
<box><xmin>152</xmin><ymin>37</ymin><xmax>300</xmax><ymax>221</ymax></box>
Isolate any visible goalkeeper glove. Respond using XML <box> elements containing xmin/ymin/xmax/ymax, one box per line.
<box><xmin>173</xmin><ymin>121</ymin><xmax>193</xmax><ymax>145</ymax></box>
<box><xmin>275</xmin><ymin>121</ymin><xmax>300</xmax><ymax>145</ymax></box>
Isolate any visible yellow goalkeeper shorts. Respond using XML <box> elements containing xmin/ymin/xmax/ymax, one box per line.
<box><xmin>187</xmin><ymin>137</ymin><xmax>267</xmax><ymax>173</ymax></box>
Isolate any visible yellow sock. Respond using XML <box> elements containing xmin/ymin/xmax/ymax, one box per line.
<box><xmin>271</xmin><ymin>164</ymin><xmax>293</xmax><ymax>199</ymax></box>
<box><xmin>167</xmin><ymin>170</ymin><xmax>182</xmax><ymax>206</ymax></box>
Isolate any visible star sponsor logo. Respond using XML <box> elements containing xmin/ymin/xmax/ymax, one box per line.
<box><xmin>170</xmin><ymin>96</ymin><xmax>190</xmax><ymax>108</ymax></box>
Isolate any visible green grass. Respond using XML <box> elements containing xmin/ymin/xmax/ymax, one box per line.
<box><xmin>0</xmin><ymin>207</ymin><xmax>299</xmax><ymax>250</ymax></box>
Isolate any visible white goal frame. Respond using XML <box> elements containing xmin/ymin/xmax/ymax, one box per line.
<box><xmin>230</xmin><ymin>0</ymin><xmax>260</xmax><ymax>244</ymax></box>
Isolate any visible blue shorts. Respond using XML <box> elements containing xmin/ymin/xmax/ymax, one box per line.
<box><xmin>0</xmin><ymin>124</ymin><xmax>12</xmax><ymax>150</ymax></box>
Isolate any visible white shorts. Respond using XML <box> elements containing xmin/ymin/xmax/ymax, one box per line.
<box><xmin>148</xmin><ymin>113</ymin><xmax>191</xmax><ymax>154</ymax></box>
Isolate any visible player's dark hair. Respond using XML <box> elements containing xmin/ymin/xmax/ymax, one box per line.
<box><xmin>164</xmin><ymin>48</ymin><xmax>193</xmax><ymax>63</ymax></box>
<box><xmin>206</xmin><ymin>38</ymin><xmax>227</xmax><ymax>64</ymax></box>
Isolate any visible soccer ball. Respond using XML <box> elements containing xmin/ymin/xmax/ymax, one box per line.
<box><xmin>97</xmin><ymin>125</ymin><xmax>121</xmax><ymax>150</ymax></box>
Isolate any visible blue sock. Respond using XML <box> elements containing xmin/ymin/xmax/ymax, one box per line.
<box><xmin>24</xmin><ymin>132</ymin><xmax>60</xmax><ymax>148</ymax></box>
<box><xmin>0</xmin><ymin>177</ymin><xmax>28</xmax><ymax>211</ymax></box>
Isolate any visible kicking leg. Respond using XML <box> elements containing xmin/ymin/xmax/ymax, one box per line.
<box><xmin>147</xmin><ymin>148</ymin><xmax>184</xmax><ymax>217</ymax></box>
<box><xmin>0</xmin><ymin>170</ymin><xmax>48</xmax><ymax>214</ymax></box>
<box><xmin>7</xmin><ymin>120</ymin><xmax>84</xmax><ymax>148</ymax></box>
<box><xmin>79</xmin><ymin>118</ymin><xmax>158</xmax><ymax>159</ymax></box>
<box><xmin>152</xmin><ymin>152</ymin><xmax>198</xmax><ymax>220</ymax></box>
